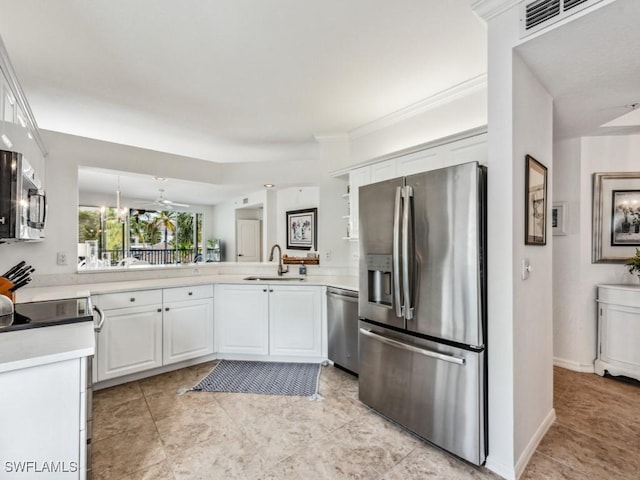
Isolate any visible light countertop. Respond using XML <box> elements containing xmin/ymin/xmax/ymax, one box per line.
<box><xmin>16</xmin><ymin>274</ymin><xmax>359</xmax><ymax>303</ymax></box>
<box><xmin>4</xmin><ymin>274</ymin><xmax>357</xmax><ymax>374</ymax></box>
<box><xmin>0</xmin><ymin>321</ymin><xmax>95</xmax><ymax>374</ymax></box>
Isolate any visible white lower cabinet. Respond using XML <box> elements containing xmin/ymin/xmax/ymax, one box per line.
<box><xmin>0</xmin><ymin>358</ymin><xmax>84</xmax><ymax>479</ymax></box>
<box><xmin>216</xmin><ymin>284</ymin><xmax>323</xmax><ymax>360</ymax></box>
<box><xmin>163</xmin><ymin>297</ymin><xmax>214</xmax><ymax>364</ymax></box>
<box><xmin>96</xmin><ymin>303</ymin><xmax>163</xmax><ymax>381</ymax></box>
<box><xmin>269</xmin><ymin>285</ymin><xmax>322</xmax><ymax>357</ymax></box>
<box><xmin>94</xmin><ymin>285</ymin><xmax>214</xmax><ymax>382</ymax></box>
<box><xmin>216</xmin><ymin>284</ymin><xmax>269</xmax><ymax>355</ymax></box>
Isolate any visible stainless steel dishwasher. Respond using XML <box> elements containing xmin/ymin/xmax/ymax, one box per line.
<box><xmin>327</xmin><ymin>287</ymin><xmax>359</xmax><ymax>375</ymax></box>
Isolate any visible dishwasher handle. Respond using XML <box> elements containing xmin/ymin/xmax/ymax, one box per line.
<box><xmin>326</xmin><ymin>289</ymin><xmax>358</xmax><ymax>303</ymax></box>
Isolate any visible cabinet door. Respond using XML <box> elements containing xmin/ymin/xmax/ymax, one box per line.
<box><xmin>216</xmin><ymin>285</ymin><xmax>269</xmax><ymax>355</ymax></box>
<box><xmin>97</xmin><ymin>305</ymin><xmax>163</xmax><ymax>381</ymax></box>
<box><xmin>349</xmin><ymin>166</ymin><xmax>371</xmax><ymax>239</ymax></box>
<box><xmin>163</xmin><ymin>298</ymin><xmax>214</xmax><ymax>365</ymax></box>
<box><xmin>599</xmin><ymin>303</ymin><xmax>640</xmax><ymax>368</ymax></box>
<box><xmin>0</xmin><ymin>359</ymin><xmax>81</xmax><ymax>479</ymax></box>
<box><xmin>442</xmin><ymin>133</ymin><xmax>488</xmax><ymax>168</ymax></box>
<box><xmin>397</xmin><ymin>148</ymin><xmax>443</xmax><ymax>176</ymax></box>
<box><xmin>371</xmin><ymin>159</ymin><xmax>398</xmax><ymax>183</ymax></box>
<box><xmin>269</xmin><ymin>286</ymin><xmax>322</xmax><ymax>357</ymax></box>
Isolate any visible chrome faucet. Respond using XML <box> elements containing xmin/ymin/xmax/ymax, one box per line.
<box><xmin>269</xmin><ymin>244</ymin><xmax>289</xmax><ymax>276</ymax></box>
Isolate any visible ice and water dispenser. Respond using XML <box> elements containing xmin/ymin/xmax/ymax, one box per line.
<box><xmin>366</xmin><ymin>254</ymin><xmax>393</xmax><ymax>306</ymax></box>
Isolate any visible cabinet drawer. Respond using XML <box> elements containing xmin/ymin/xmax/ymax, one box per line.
<box><xmin>163</xmin><ymin>284</ymin><xmax>213</xmax><ymax>303</ymax></box>
<box><xmin>93</xmin><ymin>289</ymin><xmax>162</xmax><ymax>310</ymax></box>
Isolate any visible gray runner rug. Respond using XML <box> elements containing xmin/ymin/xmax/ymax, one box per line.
<box><xmin>192</xmin><ymin>360</ymin><xmax>322</xmax><ymax>398</ymax></box>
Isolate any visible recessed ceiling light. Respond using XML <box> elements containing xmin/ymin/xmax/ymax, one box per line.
<box><xmin>154</xmin><ymin>176</ymin><xmax>167</xmax><ymax>181</ymax></box>
<box><xmin>264</xmin><ymin>184</ymin><xmax>275</xmax><ymax>188</ymax></box>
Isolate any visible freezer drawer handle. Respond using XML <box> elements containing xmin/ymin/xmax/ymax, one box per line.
<box><xmin>359</xmin><ymin>328</ymin><xmax>465</xmax><ymax>365</ymax></box>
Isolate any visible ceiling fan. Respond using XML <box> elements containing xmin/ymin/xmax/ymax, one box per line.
<box><xmin>141</xmin><ymin>189</ymin><xmax>190</xmax><ymax>209</ymax></box>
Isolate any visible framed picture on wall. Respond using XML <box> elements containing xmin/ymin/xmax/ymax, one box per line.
<box><xmin>552</xmin><ymin>202</ymin><xmax>568</xmax><ymax>236</ymax></box>
<box><xmin>593</xmin><ymin>172</ymin><xmax>640</xmax><ymax>262</ymax></box>
<box><xmin>286</xmin><ymin>208</ymin><xmax>317</xmax><ymax>250</ymax></box>
<box><xmin>525</xmin><ymin>155</ymin><xmax>548</xmax><ymax>245</ymax></box>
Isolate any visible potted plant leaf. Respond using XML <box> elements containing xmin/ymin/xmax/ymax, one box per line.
<box><xmin>626</xmin><ymin>248</ymin><xmax>640</xmax><ymax>282</ymax></box>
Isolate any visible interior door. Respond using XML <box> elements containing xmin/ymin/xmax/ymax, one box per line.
<box><xmin>236</xmin><ymin>219</ymin><xmax>261</xmax><ymax>262</ymax></box>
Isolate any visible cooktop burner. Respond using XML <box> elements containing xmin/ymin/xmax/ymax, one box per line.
<box><xmin>0</xmin><ymin>297</ymin><xmax>93</xmax><ymax>333</ymax></box>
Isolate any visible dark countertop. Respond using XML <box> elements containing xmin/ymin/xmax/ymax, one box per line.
<box><xmin>0</xmin><ymin>297</ymin><xmax>93</xmax><ymax>333</ymax></box>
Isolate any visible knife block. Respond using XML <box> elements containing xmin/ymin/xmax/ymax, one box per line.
<box><xmin>0</xmin><ymin>278</ymin><xmax>15</xmax><ymax>302</ymax></box>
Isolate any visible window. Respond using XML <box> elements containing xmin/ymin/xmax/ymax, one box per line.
<box><xmin>78</xmin><ymin>206</ymin><xmax>203</xmax><ymax>268</ymax></box>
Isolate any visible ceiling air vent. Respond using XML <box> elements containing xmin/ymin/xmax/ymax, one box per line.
<box><xmin>525</xmin><ymin>0</ymin><xmax>560</xmax><ymax>31</ymax></box>
<box><xmin>520</xmin><ymin>0</ymin><xmax>604</xmax><ymax>38</ymax></box>
<box><xmin>564</xmin><ymin>0</ymin><xmax>589</xmax><ymax>11</ymax></box>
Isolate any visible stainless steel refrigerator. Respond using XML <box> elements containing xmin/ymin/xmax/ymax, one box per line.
<box><xmin>358</xmin><ymin>161</ymin><xmax>487</xmax><ymax>466</ymax></box>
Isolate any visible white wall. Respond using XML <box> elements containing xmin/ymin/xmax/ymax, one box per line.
<box><xmin>276</xmin><ymin>186</ymin><xmax>319</xmax><ymax>257</ymax></box>
<box><xmin>349</xmin><ymin>87</ymin><xmax>487</xmax><ymax>167</ymax></box>
<box><xmin>0</xmin><ymin>129</ymin><xmax>356</xmax><ymax>277</ymax></box>
<box><xmin>512</xmin><ymin>53</ymin><xmax>555</xmax><ymax>470</ymax></box>
<box><xmin>484</xmin><ymin>5</ymin><xmax>555</xmax><ymax>479</ymax></box>
<box><xmin>553</xmin><ymin>134</ymin><xmax>640</xmax><ymax>370</ymax></box>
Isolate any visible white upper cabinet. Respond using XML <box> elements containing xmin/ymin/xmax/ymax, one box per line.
<box><xmin>442</xmin><ymin>133</ymin><xmax>488</xmax><ymax>168</ymax></box>
<box><xmin>345</xmin><ymin>132</ymin><xmax>487</xmax><ymax>241</ymax></box>
<box><xmin>396</xmin><ymin>147</ymin><xmax>444</xmax><ymax>176</ymax></box>
<box><xmin>370</xmin><ymin>160</ymin><xmax>398</xmax><ymax>183</ymax></box>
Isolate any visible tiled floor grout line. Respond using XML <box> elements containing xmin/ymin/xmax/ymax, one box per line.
<box><xmin>141</xmin><ymin>379</ymin><xmax>178</xmax><ymax>480</ymax></box>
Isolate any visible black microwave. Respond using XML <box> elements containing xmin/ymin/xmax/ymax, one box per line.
<box><xmin>0</xmin><ymin>149</ymin><xmax>46</xmax><ymax>243</ymax></box>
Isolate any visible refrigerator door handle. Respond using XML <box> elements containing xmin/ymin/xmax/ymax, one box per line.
<box><xmin>393</xmin><ymin>186</ymin><xmax>403</xmax><ymax>318</ymax></box>
<box><xmin>402</xmin><ymin>185</ymin><xmax>414</xmax><ymax>320</ymax></box>
<box><xmin>359</xmin><ymin>328</ymin><xmax>466</xmax><ymax>365</ymax></box>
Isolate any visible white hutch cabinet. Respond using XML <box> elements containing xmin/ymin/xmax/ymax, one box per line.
<box><xmin>595</xmin><ymin>285</ymin><xmax>640</xmax><ymax>381</ymax></box>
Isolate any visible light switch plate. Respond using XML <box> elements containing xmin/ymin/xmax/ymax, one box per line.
<box><xmin>521</xmin><ymin>258</ymin><xmax>532</xmax><ymax>280</ymax></box>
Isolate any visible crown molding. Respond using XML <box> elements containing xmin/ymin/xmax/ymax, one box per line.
<box><xmin>0</xmin><ymin>35</ymin><xmax>48</xmax><ymax>156</ymax></box>
<box><xmin>313</xmin><ymin>133</ymin><xmax>350</xmax><ymax>144</ymax></box>
<box><xmin>349</xmin><ymin>73</ymin><xmax>487</xmax><ymax>140</ymax></box>
<box><xmin>470</xmin><ymin>0</ymin><xmax>521</xmax><ymax>21</ymax></box>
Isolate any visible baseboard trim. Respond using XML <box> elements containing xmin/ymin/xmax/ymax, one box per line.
<box><xmin>515</xmin><ymin>408</ymin><xmax>556</xmax><ymax>479</ymax></box>
<box><xmin>484</xmin><ymin>457</ymin><xmax>516</xmax><ymax>480</ymax></box>
<box><xmin>553</xmin><ymin>357</ymin><xmax>595</xmax><ymax>373</ymax></box>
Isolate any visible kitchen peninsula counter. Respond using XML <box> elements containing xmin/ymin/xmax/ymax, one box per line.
<box><xmin>15</xmin><ymin>274</ymin><xmax>359</xmax><ymax>303</ymax></box>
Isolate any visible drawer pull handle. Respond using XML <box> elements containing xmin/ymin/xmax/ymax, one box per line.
<box><xmin>165</xmin><ymin>307</ymin><xmax>170</xmax><ymax>311</ymax></box>
<box><xmin>263</xmin><ymin>288</ymin><xmax>267</xmax><ymax>292</ymax></box>
<box><xmin>130</xmin><ymin>298</ymin><xmax>135</xmax><ymax>302</ymax></box>
<box><xmin>157</xmin><ymin>308</ymin><xmax>162</xmax><ymax>313</ymax></box>
<box><xmin>188</xmin><ymin>292</ymin><xmax>193</xmax><ymax>296</ymax></box>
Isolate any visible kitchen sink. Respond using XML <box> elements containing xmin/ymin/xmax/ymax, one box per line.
<box><xmin>243</xmin><ymin>276</ymin><xmax>305</xmax><ymax>281</ymax></box>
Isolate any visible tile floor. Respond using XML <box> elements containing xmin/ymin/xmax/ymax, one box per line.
<box><xmin>92</xmin><ymin>364</ymin><xmax>639</xmax><ymax>479</ymax></box>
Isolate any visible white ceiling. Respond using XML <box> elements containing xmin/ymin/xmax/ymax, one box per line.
<box><xmin>0</xmin><ymin>0</ymin><xmax>487</xmax><ymax>164</ymax></box>
<box><xmin>78</xmin><ymin>167</ymin><xmax>250</xmax><ymax>207</ymax></box>
<box><xmin>3</xmin><ymin>1</ymin><xmax>639</xmax><ymax>205</ymax></box>
<box><xmin>515</xmin><ymin>0</ymin><xmax>640</xmax><ymax>140</ymax></box>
